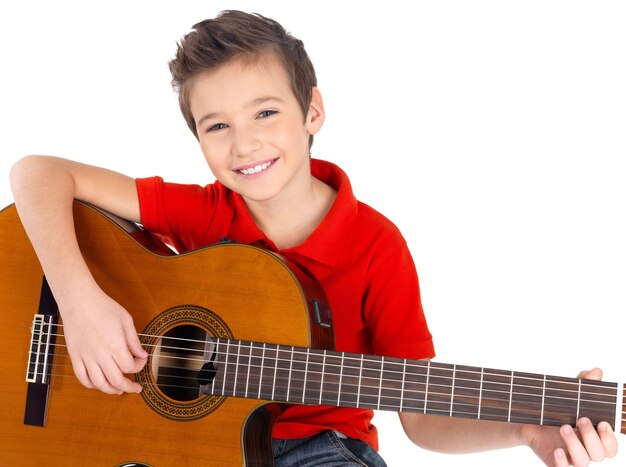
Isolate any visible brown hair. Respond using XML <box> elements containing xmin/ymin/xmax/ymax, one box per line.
<box><xmin>169</xmin><ymin>10</ymin><xmax>317</xmax><ymax>146</ymax></box>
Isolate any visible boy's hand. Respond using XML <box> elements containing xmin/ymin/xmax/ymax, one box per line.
<box><xmin>60</xmin><ymin>287</ymin><xmax>148</xmax><ymax>395</ymax></box>
<box><xmin>521</xmin><ymin>368</ymin><xmax>618</xmax><ymax>466</ymax></box>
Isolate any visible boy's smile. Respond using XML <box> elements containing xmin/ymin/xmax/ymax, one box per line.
<box><xmin>235</xmin><ymin>158</ymin><xmax>276</xmax><ymax>177</ymax></box>
<box><xmin>188</xmin><ymin>52</ymin><xmax>325</xmax><ymax>208</ymax></box>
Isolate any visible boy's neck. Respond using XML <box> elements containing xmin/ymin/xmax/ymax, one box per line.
<box><xmin>244</xmin><ymin>177</ymin><xmax>336</xmax><ymax>251</ymax></box>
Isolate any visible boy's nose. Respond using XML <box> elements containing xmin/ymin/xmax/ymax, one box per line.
<box><xmin>231</xmin><ymin>129</ymin><xmax>262</xmax><ymax>157</ymax></box>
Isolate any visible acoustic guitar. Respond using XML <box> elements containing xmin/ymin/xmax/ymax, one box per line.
<box><xmin>0</xmin><ymin>201</ymin><xmax>623</xmax><ymax>466</ymax></box>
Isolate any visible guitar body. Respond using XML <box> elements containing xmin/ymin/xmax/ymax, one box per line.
<box><xmin>0</xmin><ymin>202</ymin><xmax>333</xmax><ymax>466</ymax></box>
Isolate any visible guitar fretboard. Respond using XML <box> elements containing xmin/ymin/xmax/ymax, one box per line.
<box><xmin>209</xmin><ymin>339</ymin><xmax>621</xmax><ymax>429</ymax></box>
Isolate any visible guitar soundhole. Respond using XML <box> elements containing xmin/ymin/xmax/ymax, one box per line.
<box><xmin>137</xmin><ymin>305</ymin><xmax>232</xmax><ymax>421</ymax></box>
<box><xmin>151</xmin><ymin>324</ymin><xmax>217</xmax><ymax>401</ymax></box>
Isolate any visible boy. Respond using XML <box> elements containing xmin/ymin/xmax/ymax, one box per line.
<box><xmin>9</xmin><ymin>10</ymin><xmax>618</xmax><ymax>466</ymax></box>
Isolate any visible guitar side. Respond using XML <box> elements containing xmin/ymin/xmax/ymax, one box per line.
<box><xmin>0</xmin><ymin>201</ymin><xmax>333</xmax><ymax>467</ymax></box>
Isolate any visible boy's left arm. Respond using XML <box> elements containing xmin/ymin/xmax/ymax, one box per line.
<box><xmin>399</xmin><ymin>368</ymin><xmax>618</xmax><ymax>466</ymax></box>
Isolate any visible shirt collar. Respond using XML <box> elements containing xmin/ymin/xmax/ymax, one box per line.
<box><xmin>284</xmin><ymin>158</ymin><xmax>358</xmax><ymax>267</ymax></box>
<box><xmin>228</xmin><ymin>158</ymin><xmax>358</xmax><ymax>268</ymax></box>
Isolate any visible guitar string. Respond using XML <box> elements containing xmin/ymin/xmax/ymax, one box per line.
<box><xmin>30</xmin><ymin>327</ymin><xmax>618</xmax><ymax>400</ymax></box>
<box><xmin>35</xmin><ymin>323</ymin><xmax>618</xmax><ymax>395</ymax></box>
<box><xmin>24</xmin><ymin>352</ymin><xmax>596</xmax><ymax>427</ymax></box>
<box><xmin>26</xmin><ymin>356</ymin><xmax>617</xmax><ymax>424</ymax></box>
<box><xmin>31</xmin><ymin>342</ymin><xmax>617</xmax><ymax>406</ymax></box>
<box><xmin>27</xmin><ymin>339</ymin><xmax>618</xmax><ymax>409</ymax></box>
<box><xmin>26</xmin><ymin>334</ymin><xmax>615</xmax><ymax>417</ymax></box>
<box><xmin>24</xmin><ymin>376</ymin><xmax>617</xmax><ymax>429</ymax></box>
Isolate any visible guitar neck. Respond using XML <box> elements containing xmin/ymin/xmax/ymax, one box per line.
<box><xmin>211</xmin><ymin>338</ymin><xmax>624</xmax><ymax>432</ymax></box>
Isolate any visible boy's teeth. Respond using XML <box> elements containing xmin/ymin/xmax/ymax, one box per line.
<box><xmin>240</xmin><ymin>161</ymin><xmax>271</xmax><ymax>175</ymax></box>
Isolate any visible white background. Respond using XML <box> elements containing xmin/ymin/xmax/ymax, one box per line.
<box><xmin>1</xmin><ymin>1</ymin><xmax>625</xmax><ymax>465</ymax></box>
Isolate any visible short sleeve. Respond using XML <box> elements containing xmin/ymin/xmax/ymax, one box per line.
<box><xmin>135</xmin><ymin>176</ymin><xmax>229</xmax><ymax>252</ymax></box>
<box><xmin>364</xmin><ymin>237</ymin><xmax>435</xmax><ymax>360</ymax></box>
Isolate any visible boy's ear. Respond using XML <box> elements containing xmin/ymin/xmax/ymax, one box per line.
<box><xmin>305</xmin><ymin>87</ymin><xmax>325</xmax><ymax>135</ymax></box>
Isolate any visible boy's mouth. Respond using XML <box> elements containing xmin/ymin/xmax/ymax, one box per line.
<box><xmin>235</xmin><ymin>158</ymin><xmax>277</xmax><ymax>176</ymax></box>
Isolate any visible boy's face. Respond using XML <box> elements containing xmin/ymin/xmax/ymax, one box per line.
<box><xmin>188</xmin><ymin>53</ymin><xmax>324</xmax><ymax>205</ymax></box>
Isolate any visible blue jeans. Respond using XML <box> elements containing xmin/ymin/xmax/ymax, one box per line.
<box><xmin>273</xmin><ymin>431</ymin><xmax>387</xmax><ymax>466</ymax></box>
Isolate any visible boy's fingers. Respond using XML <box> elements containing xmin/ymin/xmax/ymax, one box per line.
<box><xmin>576</xmin><ymin>418</ymin><xmax>607</xmax><ymax>462</ymax></box>
<box><xmin>123</xmin><ymin>318</ymin><xmax>149</xmax><ymax>360</ymax></box>
<box><xmin>576</xmin><ymin>368</ymin><xmax>602</xmax><ymax>380</ymax></box>
<box><xmin>85</xmin><ymin>360</ymin><xmax>122</xmax><ymax>395</ymax></box>
<box><xmin>559</xmin><ymin>424</ymin><xmax>589</xmax><ymax>466</ymax></box>
<box><xmin>71</xmin><ymin>359</ymin><xmax>95</xmax><ymax>389</ymax></box>
<box><xmin>597</xmin><ymin>422</ymin><xmax>619</xmax><ymax>459</ymax></box>
<box><xmin>553</xmin><ymin>448</ymin><xmax>570</xmax><ymax>467</ymax></box>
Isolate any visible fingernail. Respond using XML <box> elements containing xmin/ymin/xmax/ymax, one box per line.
<box><xmin>555</xmin><ymin>448</ymin><xmax>565</xmax><ymax>459</ymax></box>
<box><xmin>578</xmin><ymin>417</ymin><xmax>589</xmax><ymax>427</ymax></box>
<box><xmin>561</xmin><ymin>425</ymin><xmax>573</xmax><ymax>435</ymax></box>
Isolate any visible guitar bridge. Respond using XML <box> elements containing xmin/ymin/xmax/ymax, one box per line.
<box><xmin>24</xmin><ymin>277</ymin><xmax>58</xmax><ymax>427</ymax></box>
<box><xmin>26</xmin><ymin>314</ymin><xmax>57</xmax><ymax>384</ymax></box>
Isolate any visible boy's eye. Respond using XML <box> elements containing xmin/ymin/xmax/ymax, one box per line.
<box><xmin>258</xmin><ymin>110</ymin><xmax>277</xmax><ymax>118</ymax></box>
<box><xmin>207</xmin><ymin>123</ymin><xmax>227</xmax><ymax>132</ymax></box>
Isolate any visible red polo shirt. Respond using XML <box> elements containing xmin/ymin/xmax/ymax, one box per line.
<box><xmin>136</xmin><ymin>158</ymin><xmax>435</xmax><ymax>450</ymax></box>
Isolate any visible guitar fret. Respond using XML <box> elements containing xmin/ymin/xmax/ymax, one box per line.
<box><xmin>541</xmin><ymin>374</ymin><xmax>546</xmax><ymax>424</ymax></box>
<box><xmin>232</xmin><ymin>341</ymin><xmax>241</xmax><ymax>397</ymax></box>
<box><xmin>258</xmin><ymin>343</ymin><xmax>266</xmax><ymax>400</ymax></box>
<box><xmin>478</xmin><ymin>367</ymin><xmax>484</xmax><ymax>419</ymax></box>
<box><xmin>355</xmin><ymin>354</ymin><xmax>383</xmax><ymax>410</ymax></box>
<box><xmin>452</xmin><ymin>365</ymin><xmax>481</xmax><ymax>419</ymax></box>
<box><xmin>319</xmin><ymin>352</ymin><xmax>342</xmax><ymax>406</ymax></box>
<box><xmin>273</xmin><ymin>345</ymin><xmax>293</xmax><ymax>403</ymax></box>
<box><xmin>252</xmin><ymin>342</ymin><xmax>265</xmax><ymax>399</ymax></box>
<box><xmin>379</xmin><ymin>357</ymin><xmax>405</xmax><ymax>411</ymax></box>
<box><xmin>424</xmin><ymin>361</ymin><xmax>431</xmax><ymax>414</ymax></box>
<box><xmin>302</xmin><ymin>348</ymin><xmax>310</xmax><ymax>404</ymax></box>
<box><xmin>399</xmin><ymin>359</ymin><xmax>406</xmax><ymax>411</ymax></box>
<box><xmin>331</xmin><ymin>352</ymin><xmax>360</xmax><ymax>409</ymax></box>
<box><xmin>286</xmin><ymin>347</ymin><xmax>294</xmax><ymax>402</ymax></box>
<box><xmin>377</xmin><ymin>357</ymin><xmax>384</xmax><ymax>410</ymax></box>
<box><xmin>576</xmin><ymin>379</ymin><xmax>582</xmax><ymax>421</ymax></box>
<box><xmin>301</xmin><ymin>349</ymin><xmax>324</xmax><ymax>405</ymax></box>
<box><xmin>508</xmin><ymin>371</ymin><xmax>513</xmax><ymax>423</ymax></box>
<box><xmin>257</xmin><ymin>343</ymin><xmax>278</xmax><ymax>401</ymax></box>
<box><xmin>357</xmin><ymin>355</ymin><xmax>364</xmax><ymax>408</ymax></box>
<box><xmin>337</xmin><ymin>352</ymin><xmax>345</xmax><ymax>406</ymax></box>
<box><xmin>475</xmin><ymin>368</ymin><xmax>511</xmax><ymax>422</ymax></box>
<box><xmin>399</xmin><ymin>360</ymin><xmax>428</xmax><ymax>413</ymax></box>
<box><xmin>425</xmin><ymin>363</ymin><xmax>454</xmax><ymax>417</ymax></box>
<box><xmin>510</xmin><ymin>371</ymin><xmax>544</xmax><ymax>425</ymax></box>
<box><xmin>319</xmin><ymin>351</ymin><xmax>326</xmax><ymax>405</ymax></box>
<box><xmin>232</xmin><ymin>340</ymin><xmax>252</xmax><ymax>399</ymax></box>
<box><xmin>271</xmin><ymin>345</ymin><xmax>278</xmax><ymax>401</ymax></box>
<box><xmin>544</xmin><ymin>376</ymin><xmax>580</xmax><ymax>426</ymax></box>
<box><xmin>287</xmin><ymin>346</ymin><xmax>308</xmax><ymax>404</ymax></box>
<box><xmin>616</xmin><ymin>384</ymin><xmax>624</xmax><ymax>434</ymax></box>
<box><xmin>578</xmin><ymin>379</ymin><xmax>619</xmax><ymax>427</ymax></box>
<box><xmin>244</xmin><ymin>342</ymin><xmax>252</xmax><ymax>399</ymax></box>
<box><xmin>449</xmin><ymin>365</ymin><xmax>456</xmax><ymax>417</ymax></box>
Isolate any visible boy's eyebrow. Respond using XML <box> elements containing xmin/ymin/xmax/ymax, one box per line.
<box><xmin>250</xmin><ymin>96</ymin><xmax>283</xmax><ymax>106</ymax></box>
<box><xmin>196</xmin><ymin>96</ymin><xmax>284</xmax><ymax>127</ymax></box>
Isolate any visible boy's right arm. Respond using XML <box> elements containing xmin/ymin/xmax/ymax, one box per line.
<box><xmin>10</xmin><ymin>155</ymin><xmax>148</xmax><ymax>395</ymax></box>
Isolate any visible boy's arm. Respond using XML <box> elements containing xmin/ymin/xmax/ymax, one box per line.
<box><xmin>398</xmin><ymin>368</ymin><xmax>618</xmax><ymax>466</ymax></box>
<box><xmin>9</xmin><ymin>155</ymin><xmax>147</xmax><ymax>394</ymax></box>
